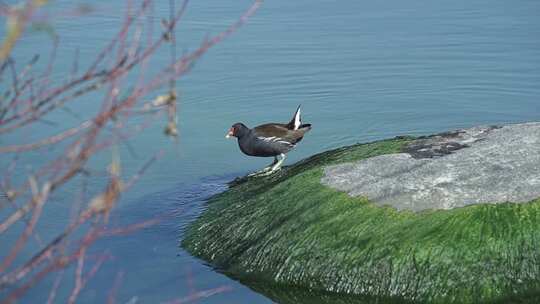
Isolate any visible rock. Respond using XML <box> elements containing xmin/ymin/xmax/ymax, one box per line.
<box><xmin>322</xmin><ymin>122</ymin><xmax>540</xmax><ymax>211</ymax></box>
<box><xmin>182</xmin><ymin>123</ymin><xmax>540</xmax><ymax>304</ymax></box>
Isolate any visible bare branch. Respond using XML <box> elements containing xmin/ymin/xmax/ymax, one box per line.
<box><xmin>0</xmin><ymin>0</ymin><xmax>262</xmax><ymax>302</ymax></box>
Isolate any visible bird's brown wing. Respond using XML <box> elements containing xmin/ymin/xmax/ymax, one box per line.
<box><xmin>253</xmin><ymin>123</ymin><xmax>310</xmax><ymax>145</ymax></box>
<box><xmin>253</xmin><ymin>123</ymin><xmax>289</xmax><ymax>138</ymax></box>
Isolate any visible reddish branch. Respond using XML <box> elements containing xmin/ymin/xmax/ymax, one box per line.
<box><xmin>0</xmin><ymin>0</ymin><xmax>262</xmax><ymax>302</ymax></box>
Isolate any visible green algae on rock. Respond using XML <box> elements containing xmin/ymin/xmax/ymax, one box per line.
<box><xmin>182</xmin><ymin>135</ymin><xmax>540</xmax><ymax>303</ymax></box>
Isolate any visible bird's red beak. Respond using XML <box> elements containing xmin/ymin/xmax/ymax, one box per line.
<box><xmin>225</xmin><ymin>127</ymin><xmax>234</xmax><ymax>138</ymax></box>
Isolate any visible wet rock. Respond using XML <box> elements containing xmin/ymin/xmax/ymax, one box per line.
<box><xmin>183</xmin><ymin>123</ymin><xmax>540</xmax><ymax>303</ymax></box>
<box><xmin>322</xmin><ymin>122</ymin><xmax>540</xmax><ymax>211</ymax></box>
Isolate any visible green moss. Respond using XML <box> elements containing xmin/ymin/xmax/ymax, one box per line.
<box><xmin>182</xmin><ymin>137</ymin><xmax>540</xmax><ymax>303</ymax></box>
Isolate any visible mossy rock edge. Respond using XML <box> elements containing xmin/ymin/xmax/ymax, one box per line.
<box><xmin>182</xmin><ymin>137</ymin><xmax>540</xmax><ymax>303</ymax></box>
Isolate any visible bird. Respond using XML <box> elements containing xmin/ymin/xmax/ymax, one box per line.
<box><xmin>225</xmin><ymin>105</ymin><xmax>312</xmax><ymax>176</ymax></box>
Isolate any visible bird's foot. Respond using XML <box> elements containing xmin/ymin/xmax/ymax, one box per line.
<box><xmin>247</xmin><ymin>156</ymin><xmax>280</xmax><ymax>177</ymax></box>
<box><xmin>248</xmin><ymin>165</ymin><xmax>281</xmax><ymax>177</ymax></box>
<box><xmin>247</xmin><ymin>154</ymin><xmax>285</xmax><ymax>178</ymax></box>
<box><xmin>247</xmin><ymin>168</ymin><xmax>271</xmax><ymax>177</ymax></box>
<box><xmin>254</xmin><ymin>166</ymin><xmax>282</xmax><ymax>177</ymax></box>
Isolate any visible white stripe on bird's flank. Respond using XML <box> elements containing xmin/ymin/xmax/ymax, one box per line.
<box><xmin>258</xmin><ymin>136</ymin><xmax>278</xmax><ymax>142</ymax></box>
<box><xmin>293</xmin><ymin>106</ymin><xmax>301</xmax><ymax>130</ymax></box>
<box><xmin>277</xmin><ymin>140</ymin><xmax>295</xmax><ymax>147</ymax></box>
<box><xmin>257</xmin><ymin>136</ymin><xmax>294</xmax><ymax>147</ymax></box>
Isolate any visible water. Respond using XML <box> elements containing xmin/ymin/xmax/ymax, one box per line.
<box><xmin>2</xmin><ymin>0</ymin><xmax>540</xmax><ymax>302</ymax></box>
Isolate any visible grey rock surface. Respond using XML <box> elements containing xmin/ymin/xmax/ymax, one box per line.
<box><xmin>321</xmin><ymin>122</ymin><xmax>540</xmax><ymax>211</ymax></box>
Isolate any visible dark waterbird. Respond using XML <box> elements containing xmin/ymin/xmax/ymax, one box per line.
<box><xmin>225</xmin><ymin>105</ymin><xmax>312</xmax><ymax>176</ymax></box>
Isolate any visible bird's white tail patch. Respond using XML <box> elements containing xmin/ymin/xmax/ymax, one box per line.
<box><xmin>293</xmin><ymin>106</ymin><xmax>301</xmax><ymax>130</ymax></box>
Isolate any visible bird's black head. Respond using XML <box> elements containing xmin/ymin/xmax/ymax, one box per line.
<box><xmin>225</xmin><ymin>123</ymin><xmax>249</xmax><ymax>139</ymax></box>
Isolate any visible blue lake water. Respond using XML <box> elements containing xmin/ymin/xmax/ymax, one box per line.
<box><xmin>2</xmin><ymin>0</ymin><xmax>540</xmax><ymax>302</ymax></box>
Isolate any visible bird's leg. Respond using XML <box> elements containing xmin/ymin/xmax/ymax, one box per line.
<box><xmin>271</xmin><ymin>153</ymin><xmax>286</xmax><ymax>172</ymax></box>
<box><xmin>263</xmin><ymin>156</ymin><xmax>279</xmax><ymax>172</ymax></box>
<box><xmin>248</xmin><ymin>156</ymin><xmax>278</xmax><ymax>177</ymax></box>
<box><xmin>249</xmin><ymin>154</ymin><xmax>286</xmax><ymax>177</ymax></box>
<box><xmin>259</xmin><ymin>154</ymin><xmax>285</xmax><ymax>176</ymax></box>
